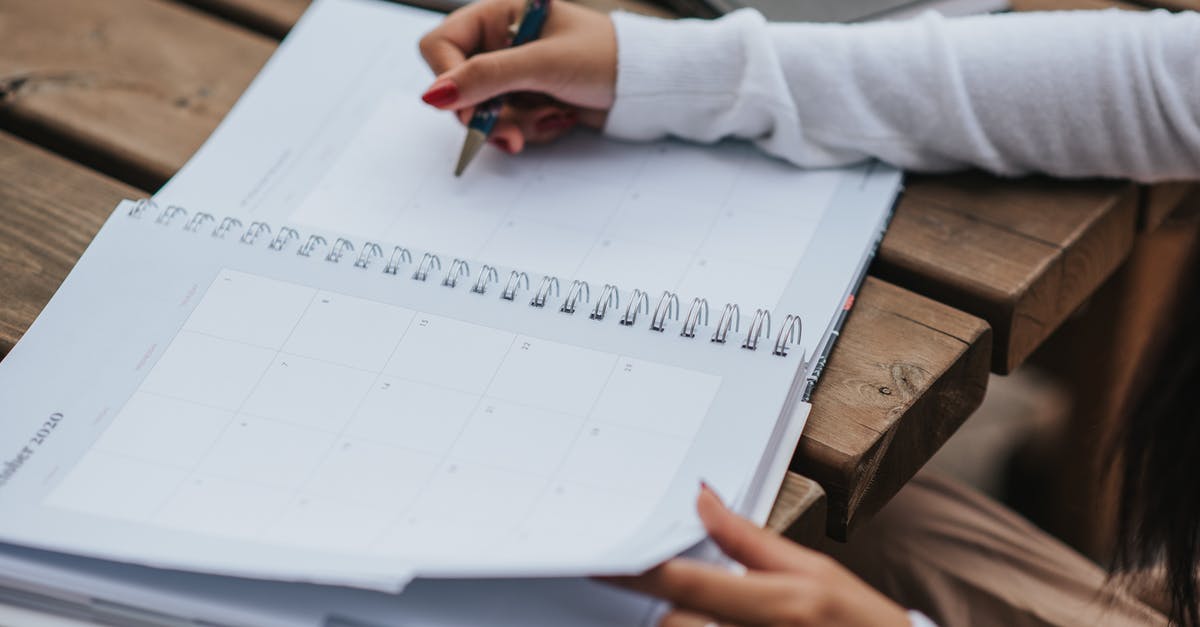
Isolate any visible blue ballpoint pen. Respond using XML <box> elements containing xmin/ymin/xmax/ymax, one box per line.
<box><xmin>454</xmin><ymin>0</ymin><xmax>552</xmax><ymax>176</ymax></box>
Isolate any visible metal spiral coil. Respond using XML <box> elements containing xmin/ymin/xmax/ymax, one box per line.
<box><xmin>134</xmin><ymin>200</ymin><xmax>804</xmax><ymax>358</ymax></box>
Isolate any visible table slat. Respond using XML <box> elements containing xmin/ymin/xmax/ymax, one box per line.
<box><xmin>0</xmin><ymin>133</ymin><xmax>137</xmax><ymax>356</ymax></box>
<box><xmin>0</xmin><ymin>0</ymin><xmax>274</xmax><ymax>190</ymax></box>
<box><xmin>876</xmin><ymin>173</ymin><xmax>1137</xmax><ymax>373</ymax></box>
<box><xmin>799</xmin><ymin>277</ymin><xmax>990</xmax><ymax>538</ymax></box>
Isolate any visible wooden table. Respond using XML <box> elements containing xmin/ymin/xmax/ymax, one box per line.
<box><xmin>0</xmin><ymin>0</ymin><xmax>1190</xmax><ymax>562</ymax></box>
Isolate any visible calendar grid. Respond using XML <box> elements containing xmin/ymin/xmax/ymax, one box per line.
<box><xmin>144</xmin><ymin>283</ymin><xmax>323</xmax><ymax>525</ymax></box>
<box><xmin>47</xmin><ymin>269</ymin><xmax>724</xmax><ymax>562</ymax></box>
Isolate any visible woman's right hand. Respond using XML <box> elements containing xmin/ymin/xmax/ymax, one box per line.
<box><xmin>418</xmin><ymin>0</ymin><xmax>618</xmax><ymax>154</ymax></box>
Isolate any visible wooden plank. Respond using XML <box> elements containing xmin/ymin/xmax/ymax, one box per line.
<box><xmin>0</xmin><ymin>0</ymin><xmax>275</xmax><ymax>190</ymax></box>
<box><xmin>183</xmin><ymin>0</ymin><xmax>310</xmax><ymax>37</ymax></box>
<box><xmin>766</xmin><ymin>475</ymin><xmax>827</xmax><ymax>546</ymax></box>
<box><xmin>0</xmin><ymin>133</ymin><xmax>138</xmax><ymax>357</ymax></box>
<box><xmin>1142</xmin><ymin>182</ymin><xmax>1197</xmax><ymax>232</ymax></box>
<box><xmin>1130</xmin><ymin>0</ymin><xmax>1200</xmax><ymax>8</ymax></box>
<box><xmin>179</xmin><ymin>0</ymin><xmax>671</xmax><ymax>37</ymax></box>
<box><xmin>797</xmin><ymin>277</ymin><xmax>991</xmax><ymax>539</ymax></box>
<box><xmin>875</xmin><ymin>173</ymin><xmax>1137</xmax><ymax>373</ymax></box>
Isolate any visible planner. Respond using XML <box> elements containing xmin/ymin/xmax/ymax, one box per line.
<box><xmin>0</xmin><ymin>0</ymin><xmax>900</xmax><ymax>621</ymax></box>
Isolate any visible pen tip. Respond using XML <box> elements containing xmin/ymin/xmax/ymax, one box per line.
<box><xmin>455</xmin><ymin>130</ymin><xmax>487</xmax><ymax>177</ymax></box>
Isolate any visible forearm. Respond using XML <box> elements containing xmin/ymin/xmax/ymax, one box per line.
<box><xmin>604</xmin><ymin>9</ymin><xmax>1200</xmax><ymax>182</ymax></box>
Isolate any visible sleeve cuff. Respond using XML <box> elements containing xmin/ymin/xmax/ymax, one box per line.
<box><xmin>604</xmin><ymin>9</ymin><xmax>768</xmax><ymax>141</ymax></box>
<box><xmin>909</xmin><ymin>610</ymin><xmax>939</xmax><ymax>627</ymax></box>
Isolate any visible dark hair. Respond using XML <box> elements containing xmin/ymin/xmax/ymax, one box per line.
<box><xmin>1112</xmin><ymin>224</ymin><xmax>1200</xmax><ymax>626</ymax></box>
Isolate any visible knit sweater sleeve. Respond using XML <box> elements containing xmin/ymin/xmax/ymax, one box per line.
<box><xmin>604</xmin><ymin>8</ymin><xmax>1200</xmax><ymax>182</ymax></box>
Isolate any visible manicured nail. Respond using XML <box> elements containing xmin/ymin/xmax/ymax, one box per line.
<box><xmin>535</xmin><ymin>111</ymin><xmax>577</xmax><ymax>133</ymax></box>
<box><xmin>700</xmin><ymin>480</ymin><xmax>712</xmax><ymax>493</ymax></box>
<box><xmin>421</xmin><ymin>79</ymin><xmax>458</xmax><ymax>107</ymax></box>
<box><xmin>490</xmin><ymin>137</ymin><xmax>513</xmax><ymax>154</ymax></box>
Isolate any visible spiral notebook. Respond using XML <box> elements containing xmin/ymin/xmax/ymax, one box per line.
<box><xmin>0</xmin><ymin>0</ymin><xmax>900</xmax><ymax>618</ymax></box>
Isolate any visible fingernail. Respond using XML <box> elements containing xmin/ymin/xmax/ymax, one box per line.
<box><xmin>699</xmin><ymin>479</ymin><xmax>712</xmax><ymax>493</ymax></box>
<box><xmin>420</xmin><ymin>79</ymin><xmax>459</xmax><ymax>108</ymax></box>
<box><xmin>535</xmin><ymin>111</ymin><xmax>577</xmax><ymax>133</ymax></box>
<box><xmin>490</xmin><ymin>137</ymin><xmax>513</xmax><ymax>154</ymax></box>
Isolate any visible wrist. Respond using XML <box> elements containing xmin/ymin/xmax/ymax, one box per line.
<box><xmin>604</xmin><ymin>9</ymin><xmax>768</xmax><ymax>141</ymax></box>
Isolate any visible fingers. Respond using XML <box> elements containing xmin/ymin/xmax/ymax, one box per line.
<box><xmin>432</xmin><ymin>41</ymin><xmax>574</xmax><ymax>110</ymax></box>
<box><xmin>611</xmin><ymin>559</ymin><xmax>796</xmax><ymax>626</ymax></box>
<box><xmin>697</xmin><ymin>485</ymin><xmax>830</xmax><ymax>576</ymax></box>
<box><xmin>419</xmin><ymin>0</ymin><xmax>523</xmax><ymax>75</ymax></box>
<box><xmin>472</xmin><ymin>104</ymin><xmax>579</xmax><ymax>155</ymax></box>
<box><xmin>659</xmin><ymin>609</ymin><xmax>720</xmax><ymax>627</ymax></box>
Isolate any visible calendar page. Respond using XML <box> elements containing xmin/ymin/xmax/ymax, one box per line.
<box><xmin>0</xmin><ymin>202</ymin><xmax>809</xmax><ymax>589</ymax></box>
<box><xmin>154</xmin><ymin>0</ymin><xmax>902</xmax><ymax>364</ymax></box>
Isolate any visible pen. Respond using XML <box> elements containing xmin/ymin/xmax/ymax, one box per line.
<box><xmin>454</xmin><ymin>0</ymin><xmax>552</xmax><ymax>177</ymax></box>
<box><xmin>801</xmin><ymin>294</ymin><xmax>855</xmax><ymax>402</ymax></box>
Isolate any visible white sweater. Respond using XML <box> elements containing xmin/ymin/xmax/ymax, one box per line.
<box><xmin>604</xmin><ymin>9</ymin><xmax>1200</xmax><ymax>182</ymax></box>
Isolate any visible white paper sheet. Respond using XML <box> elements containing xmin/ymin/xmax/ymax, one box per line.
<box><xmin>154</xmin><ymin>0</ymin><xmax>901</xmax><ymax>362</ymax></box>
<box><xmin>0</xmin><ymin>201</ymin><xmax>815</xmax><ymax>588</ymax></box>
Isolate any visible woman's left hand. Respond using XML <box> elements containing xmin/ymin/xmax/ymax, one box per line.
<box><xmin>605</xmin><ymin>485</ymin><xmax>912</xmax><ymax>627</ymax></box>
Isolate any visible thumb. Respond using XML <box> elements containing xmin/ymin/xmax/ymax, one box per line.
<box><xmin>698</xmin><ymin>484</ymin><xmax>825</xmax><ymax>574</ymax></box>
<box><xmin>424</xmin><ymin>41</ymin><xmax>566</xmax><ymax>110</ymax></box>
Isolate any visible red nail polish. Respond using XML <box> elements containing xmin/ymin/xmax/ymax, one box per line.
<box><xmin>700</xmin><ymin>480</ymin><xmax>711</xmax><ymax>493</ymax></box>
<box><xmin>535</xmin><ymin>112</ymin><xmax>577</xmax><ymax>133</ymax></box>
<box><xmin>490</xmin><ymin>137</ymin><xmax>512</xmax><ymax>154</ymax></box>
<box><xmin>421</xmin><ymin>80</ymin><xmax>458</xmax><ymax>107</ymax></box>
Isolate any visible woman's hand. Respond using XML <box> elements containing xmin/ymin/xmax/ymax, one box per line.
<box><xmin>418</xmin><ymin>0</ymin><xmax>617</xmax><ymax>154</ymax></box>
<box><xmin>607</xmin><ymin>485</ymin><xmax>912</xmax><ymax>627</ymax></box>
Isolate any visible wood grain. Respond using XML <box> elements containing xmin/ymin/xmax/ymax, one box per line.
<box><xmin>183</xmin><ymin>0</ymin><xmax>311</xmax><ymax>37</ymax></box>
<box><xmin>0</xmin><ymin>0</ymin><xmax>274</xmax><ymax>190</ymax></box>
<box><xmin>179</xmin><ymin>0</ymin><xmax>672</xmax><ymax>37</ymax></box>
<box><xmin>798</xmin><ymin>277</ymin><xmax>991</xmax><ymax>539</ymax></box>
<box><xmin>875</xmin><ymin>173</ymin><xmax>1137</xmax><ymax>373</ymax></box>
<box><xmin>766</xmin><ymin>475</ymin><xmax>827</xmax><ymax>546</ymax></box>
<box><xmin>1142</xmin><ymin>182</ymin><xmax>1197</xmax><ymax>232</ymax></box>
<box><xmin>0</xmin><ymin>132</ymin><xmax>138</xmax><ymax>357</ymax></box>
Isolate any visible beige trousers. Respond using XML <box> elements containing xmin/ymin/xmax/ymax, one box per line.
<box><xmin>821</xmin><ymin>471</ymin><xmax>1168</xmax><ymax>627</ymax></box>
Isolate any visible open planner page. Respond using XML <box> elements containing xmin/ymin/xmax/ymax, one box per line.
<box><xmin>155</xmin><ymin>0</ymin><xmax>902</xmax><ymax>363</ymax></box>
<box><xmin>0</xmin><ymin>201</ymin><xmax>814</xmax><ymax>590</ymax></box>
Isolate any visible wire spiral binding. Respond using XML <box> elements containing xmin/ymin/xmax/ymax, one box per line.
<box><xmin>773</xmin><ymin>315</ymin><xmax>802</xmax><ymax>358</ymax></box>
<box><xmin>621</xmin><ymin>289</ymin><xmax>650</xmax><ymax>326</ymax></box>
<box><xmin>383</xmin><ymin>246</ymin><xmax>412</xmax><ymax>274</ymax></box>
<box><xmin>681</xmin><ymin>298</ymin><xmax>709</xmax><ymax>338</ymax></box>
<box><xmin>560</xmin><ymin>281</ymin><xmax>589</xmax><ymax>314</ymax></box>
<box><xmin>712</xmin><ymin>304</ymin><xmax>740</xmax><ymax>344</ymax></box>
<box><xmin>650</xmin><ymin>292</ymin><xmax>680</xmax><ymax>332</ymax></box>
<box><xmin>129</xmin><ymin>202</ymin><xmax>804</xmax><ymax>357</ymax></box>
<box><xmin>442</xmin><ymin>259</ymin><xmax>470</xmax><ymax>288</ymax></box>
<box><xmin>530</xmin><ymin>276</ymin><xmax>559</xmax><ymax>308</ymax></box>
<box><xmin>184</xmin><ymin>213</ymin><xmax>214</xmax><ymax>233</ymax></box>
<box><xmin>269</xmin><ymin>228</ymin><xmax>298</xmax><ymax>251</ymax></box>
<box><xmin>213</xmin><ymin>217</ymin><xmax>241</xmax><ymax>239</ymax></box>
<box><xmin>297</xmin><ymin>235</ymin><xmax>326</xmax><ymax>257</ymax></box>
<box><xmin>240</xmin><ymin>222</ymin><xmax>271</xmax><ymax>245</ymax></box>
<box><xmin>412</xmin><ymin>253</ymin><xmax>441</xmax><ymax>281</ymax></box>
<box><xmin>590</xmin><ymin>284</ymin><xmax>619</xmax><ymax>321</ymax></box>
<box><xmin>742</xmin><ymin>309</ymin><xmax>771</xmax><ymax>351</ymax></box>
<box><xmin>354</xmin><ymin>243</ymin><xmax>383</xmax><ymax>269</ymax></box>
<box><xmin>502</xmin><ymin>271</ymin><xmax>529</xmax><ymax>301</ymax></box>
<box><xmin>472</xmin><ymin>265</ymin><xmax>499</xmax><ymax>294</ymax></box>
